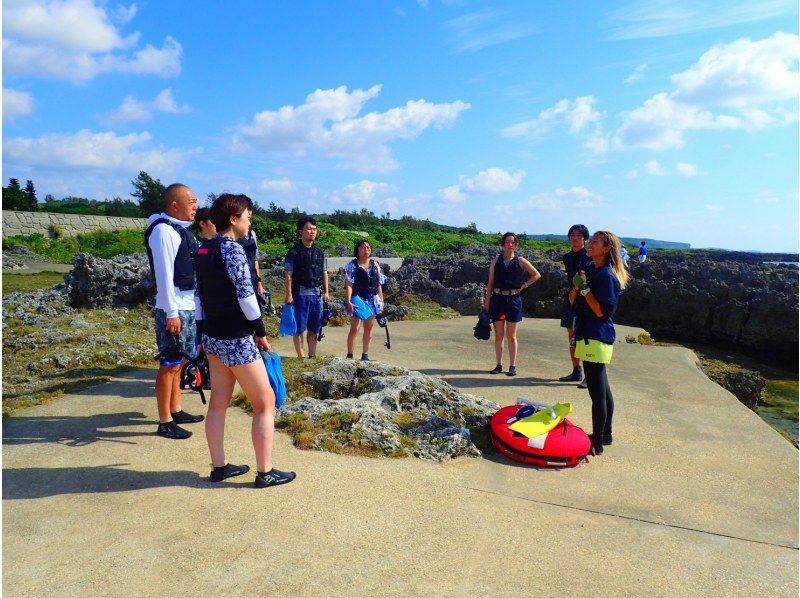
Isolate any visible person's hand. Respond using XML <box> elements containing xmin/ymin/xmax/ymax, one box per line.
<box><xmin>285</xmin><ymin>293</ymin><xmax>293</xmax><ymax>305</ymax></box>
<box><xmin>166</xmin><ymin>316</ymin><xmax>182</xmax><ymax>334</ymax></box>
<box><xmin>197</xmin><ymin>343</ymin><xmax>204</xmax><ymax>356</ymax></box>
<box><xmin>346</xmin><ymin>301</ymin><xmax>355</xmax><ymax>315</ymax></box>
<box><xmin>255</xmin><ymin>336</ymin><xmax>271</xmax><ymax>352</ymax></box>
<box><xmin>323</xmin><ymin>292</ymin><xmax>330</xmax><ymax>302</ymax></box>
<box><xmin>257</xmin><ymin>282</ymin><xmax>266</xmax><ymax>296</ymax></box>
<box><xmin>572</xmin><ymin>271</ymin><xmax>588</xmax><ymax>290</ymax></box>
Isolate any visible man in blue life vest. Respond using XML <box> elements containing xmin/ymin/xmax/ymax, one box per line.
<box><xmin>284</xmin><ymin>217</ymin><xmax>329</xmax><ymax>358</ymax></box>
<box><xmin>144</xmin><ymin>183</ymin><xmax>204</xmax><ymax>440</ymax></box>
<box><xmin>638</xmin><ymin>241</ymin><xmax>649</xmax><ymax>263</ymax></box>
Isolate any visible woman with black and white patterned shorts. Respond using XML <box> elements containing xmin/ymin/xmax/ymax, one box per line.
<box><xmin>195</xmin><ymin>193</ymin><xmax>296</xmax><ymax>489</ymax></box>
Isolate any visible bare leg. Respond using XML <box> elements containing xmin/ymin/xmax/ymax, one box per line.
<box><xmin>346</xmin><ymin>317</ymin><xmax>361</xmax><ymax>355</ymax></box>
<box><xmin>205</xmin><ymin>355</ymin><xmax>236</xmax><ymax>467</ymax></box>
<box><xmin>231</xmin><ymin>359</ymin><xmax>276</xmax><ymax>473</ymax></box>
<box><xmin>306</xmin><ymin>331</ymin><xmax>319</xmax><ymax>357</ymax></box>
<box><xmin>361</xmin><ymin>317</ymin><xmax>375</xmax><ymax>355</ymax></box>
<box><xmin>567</xmin><ymin>328</ymin><xmax>580</xmax><ymax>368</ymax></box>
<box><xmin>293</xmin><ymin>333</ymin><xmax>305</xmax><ymax>358</ymax></box>
<box><xmin>506</xmin><ymin>321</ymin><xmax>519</xmax><ymax>366</ymax></box>
<box><xmin>493</xmin><ymin>321</ymin><xmax>506</xmax><ymax>365</ymax></box>
<box><xmin>155</xmin><ymin>363</ymin><xmax>182</xmax><ymax>423</ymax></box>
<box><xmin>169</xmin><ymin>359</ymin><xmax>185</xmax><ymax>414</ymax></box>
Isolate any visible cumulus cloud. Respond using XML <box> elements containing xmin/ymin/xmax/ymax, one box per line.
<box><xmin>100</xmin><ymin>88</ymin><xmax>189</xmax><ymax>125</ymax></box>
<box><xmin>516</xmin><ymin>186</ymin><xmax>606</xmax><ymax>211</ymax></box>
<box><xmin>3</xmin><ymin>129</ymin><xmax>195</xmax><ymax>173</ymax></box>
<box><xmin>676</xmin><ymin>162</ymin><xmax>700</xmax><ymax>176</ymax></box>
<box><xmin>3</xmin><ymin>87</ymin><xmax>34</xmax><ymax>123</ymax></box>
<box><xmin>233</xmin><ymin>85</ymin><xmax>470</xmax><ymax>173</ymax></box>
<box><xmin>444</xmin><ymin>8</ymin><xmax>538</xmax><ymax>54</ymax></box>
<box><xmin>600</xmin><ymin>32</ymin><xmax>798</xmax><ymax>152</ymax></box>
<box><xmin>438</xmin><ymin>167</ymin><xmax>525</xmax><ymax>204</ymax></box>
<box><xmin>643</xmin><ymin>160</ymin><xmax>666</xmax><ymax>175</ymax></box>
<box><xmin>3</xmin><ymin>0</ymin><xmax>182</xmax><ymax>83</ymax></box>
<box><xmin>624</xmin><ymin>63</ymin><xmax>647</xmax><ymax>84</ymax></box>
<box><xmin>501</xmin><ymin>96</ymin><xmax>603</xmax><ymax>138</ymax></box>
<box><xmin>330</xmin><ymin>180</ymin><xmax>396</xmax><ymax>205</ymax></box>
<box><xmin>259</xmin><ymin>178</ymin><xmax>295</xmax><ymax>193</ymax></box>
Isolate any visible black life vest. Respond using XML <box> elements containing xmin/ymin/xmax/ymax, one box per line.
<box><xmin>351</xmin><ymin>259</ymin><xmax>381</xmax><ymax>299</ymax></box>
<box><xmin>563</xmin><ymin>248</ymin><xmax>589</xmax><ymax>285</ymax></box>
<box><xmin>144</xmin><ymin>217</ymin><xmax>199</xmax><ymax>291</ymax></box>
<box><xmin>195</xmin><ymin>237</ymin><xmax>251</xmax><ymax>339</ymax></box>
<box><xmin>289</xmin><ymin>242</ymin><xmax>325</xmax><ymax>290</ymax></box>
<box><xmin>238</xmin><ymin>229</ymin><xmax>259</xmax><ymax>294</ymax></box>
<box><xmin>493</xmin><ymin>253</ymin><xmax>525</xmax><ymax>290</ymax></box>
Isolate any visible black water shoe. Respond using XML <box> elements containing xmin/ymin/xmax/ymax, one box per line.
<box><xmin>506</xmin><ymin>366</ymin><xmax>517</xmax><ymax>377</ymax></box>
<box><xmin>209</xmin><ymin>463</ymin><xmax>250</xmax><ymax>483</ymax></box>
<box><xmin>254</xmin><ymin>468</ymin><xmax>296</xmax><ymax>488</ymax></box>
<box><xmin>558</xmin><ymin>367</ymin><xmax>583</xmax><ymax>382</ymax></box>
<box><xmin>489</xmin><ymin>365</ymin><xmax>503</xmax><ymax>374</ymax></box>
<box><xmin>156</xmin><ymin>421</ymin><xmax>192</xmax><ymax>440</ymax></box>
<box><xmin>578</xmin><ymin>379</ymin><xmax>588</xmax><ymax>389</ymax></box>
<box><xmin>603</xmin><ymin>434</ymin><xmax>613</xmax><ymax>446</ymax></box>
<box><xmin>171</xmin><ymin>410</ymin><xmax>204</xmax><ymax>424</ymax></box>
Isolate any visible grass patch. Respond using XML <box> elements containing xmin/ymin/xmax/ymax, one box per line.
<box><xmin>637</xmin><ymin>332</ymin><xmax>655</xmax><ymax>345</ymax></box>
<box><xmin>392</xmin><ymin>292</ymin><xmax>460</xmax><ymax>321</ymax></box>
<box><xmin>393</xmin><ymin>410</ymin><xmax>426</xmax><ymax>430</ymax></box>
<box><xmin>2</xmin><ymin>271</ymin><xmax>66</xmax><ymax>295</ymax></box>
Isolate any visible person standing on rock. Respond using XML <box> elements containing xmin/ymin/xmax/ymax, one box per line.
<box><xmin>569</xmin><ymin>230</ymin><xmax>629</xmax><ymax>455</ymax></box>
<box><xmin>284</xmin><ymin>217</ymin><xmax>329</xmax><ymax>358</ymax></box>
<box><xmin>344</xmin><ymin>240</ymin><xmax>386</xmax><ymax>361</ymax></box>
<box><xmin>638</xmin><ymin>241</ymin><xmax>648</xmax><ymax>263</ymax></box>
<box><xmin>195</xmin><ymin>193</ymin><xmax>295</xmax><ymax>488</ymax></box>
<box><xmin>558</xmin><ymin>224</ymin><xmax>592</xmax><ymax>388</ymax></box>
<box><xmin>144</xmin><ymin>183</ymin><xmax>204</xmax><ymax>440</ymax></box>
<box><xmin>482</xmin><ymin>232</ymin><xmax>541</xmax><ymax>377</ymax></box>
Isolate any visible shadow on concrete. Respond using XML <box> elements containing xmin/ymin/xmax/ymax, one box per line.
<box><xmin>2</xmin><ymin>412</ymin><xmax>153</xmax><ymax>447</ymax></box>
<box><xmin>2</xmin><ymin>464</ymin><xmax>215</xmax><ymax>499</ymax></box>
<box><xmin>418</xmin><ymin>369</ymin><xmax>567</xmax><ymax>389</ymax></box>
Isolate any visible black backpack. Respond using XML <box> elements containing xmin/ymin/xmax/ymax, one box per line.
<box><xmin>473</xmin><ymin>311</ymin><xmax>491</xmax><ymax>340</ymax></box>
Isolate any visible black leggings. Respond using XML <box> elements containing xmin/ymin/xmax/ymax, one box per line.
<box><xmin>583</xmin><ymin>361</ymin><xmax>614</xmax><ymax>441</ymax></box>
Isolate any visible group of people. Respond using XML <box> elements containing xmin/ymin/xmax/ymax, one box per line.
<box><xmin>146</xmin><ymin>185</ymin><xmax>390</xmax><ymax>488</ymax></box>
<box><xmin>484</xmin><ymin>225</ymin><xmax>629</xmax><ymax>456</ymax></box>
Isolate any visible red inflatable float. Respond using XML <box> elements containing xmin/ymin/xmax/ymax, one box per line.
<box><xmin>489</xmin><ymin>404</ymin><xmax>591</xmax><ymax>468</ymax></box>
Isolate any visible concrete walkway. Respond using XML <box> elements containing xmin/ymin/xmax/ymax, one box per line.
<box><xmin>3</xmin><ymin>318</ymin><xmax>798</xmax><ymax>596</ymax></box>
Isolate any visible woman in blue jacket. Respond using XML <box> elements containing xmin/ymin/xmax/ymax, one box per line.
<box><xmin>569</xmin><ymin>230</ymin><xmax>629</xmax><ymax>455</ymax></box>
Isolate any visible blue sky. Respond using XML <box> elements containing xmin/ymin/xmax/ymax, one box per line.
<box><xmin>3</xmin><ymin>0</ymin><xmax>798</xmax><ymax>252</ymax></box>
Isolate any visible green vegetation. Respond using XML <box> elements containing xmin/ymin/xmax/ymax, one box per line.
<box><xmin>390</xmin><ymin>293</ymin><xmax>460</xmax><ymax>321</ymax></box>
<box><xmin>3</xmin><ymin>229</ymin><xmax>146</xmax><ymax>263</ymax></box>
<box><xmin>3</xmin><ymin>271</ymin><xmax>66</xmax><ymax>295</ymax></box>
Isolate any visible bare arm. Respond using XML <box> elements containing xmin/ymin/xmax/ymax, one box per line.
<box><xmin>517</xmin><ymin>257</ymin><xmax>542</xmax><ymax>291</ymax></box>
<box><xmin>284</xmin><ymin>271</ymin><xmax>294</xmax><ymax>304</ymax></box>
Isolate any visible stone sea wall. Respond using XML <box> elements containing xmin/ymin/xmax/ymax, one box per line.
<box><xmin>2</xmin><ymin>211</ymin><xmax>147</xmax><ymax>239</ymax></box>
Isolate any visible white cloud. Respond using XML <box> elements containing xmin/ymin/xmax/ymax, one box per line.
<box><xmin>438</xmin><ymin>167</ymin><xmax>525</xmax><ymax>204</ymax></box>
<box><xmin>599</xmin><ymin>32</ymin><xmax>798</xmax><ymax>152</ymax></box>
<box><xmin>444</xmin><ymin>9</ymin><xmax>538</xmax><ymax>54</ymax></box>
<box><xmin>233</xmin><ymin>85</ymin><xmax>470</xmax><ymax>173</ymax></box>
<box><xmin>3</xmin><ymin>88</ymin><xmax>34</xmax><ymax>123</ymax></box>
<box><xmin>101</xmin><ymin>88</ymin><xmax>189</xmax><ymax>125</ymax></box>
<box><xmin>514</xmin><ymin>186</ymin><xmax>605</xmax><ymax>211</ymax></box>
<box><xmin>626</xmin><ymin>169</ymin><xmax>640</xmax><ymax>179</ymax></box>
<box><xmin>3</xmin><ymin>0</ymin><xmax>182</xmax><ymax>83</ymax></box>
<box><xmin>624</xmin><ymin>63</ymin><xmax>647</xmax><ymax>84</ymax></box>
<box><xmin>259</xmin><ymin>178</ymin><xmax>295</xmax><ymax>193</ymax></box>
<box><xmin>332</xmin><ymin>180</ymin><xmax>396</xmax><ymax>204</ymax></box>
<box><xmin>605</xmin><ymin>0</ymin><xmax>795</xmax><ymax>40</ymax></box>
<box><xmin>3</xmin><ymin>129</ymin><xmax>196</xmax><ymax>173</ymax></box>
<box><xmin>643</xmin><ymin>160</ymin><xmax>666</xmax><ymax>175</ymax></box>
<box><xmin>676</xmin><ymin>162</ymin><xmax>700</xmax><ymax>176</ymax></box>
<box><xmin>502</xmin><ymin>96</ymin><xmax>603</xmax><ymax>138</ymax></box>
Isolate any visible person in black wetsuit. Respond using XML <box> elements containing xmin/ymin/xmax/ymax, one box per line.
<box><xmin>558</xmin><ymin>224</ymin><xmax>592</xmax><ymax>388</ymax></box>
<box><xmin>482</xmin><ymin>232</ymin><xmax>541</xmax><ymax>377</ymax></box>
<box><xmin>195</xmin><ymin>193</ymin><xmax>295</xmax><ymax>488</ymax></box>
<box><xmin>569</xmin><ymin>230</ymin><xmax>629</xmax><ymax>456</ymax></box>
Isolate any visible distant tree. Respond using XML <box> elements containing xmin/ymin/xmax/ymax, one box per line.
<box><xmin>44</xmin><ymin>194</ymin><xmax>56</xmax><ymax>203</ymax></box>
<box><xmin>24</xmin><ymin>180</ymin><xmax>38</xmax><ymax>211</ymax></box>
<box><xmin>2</xmin><ymin>178</ymin><xmax>29</xmax><ymax>211</ymax></box>
<box><xmin>107</xmin><ymin>196</ymin><xmax>142</xmax><ymax>217</ymax></box>
<box><xmin>130</xmin><ymin>171</ymin><xmax>166</xmax><ymax>216</ymax></box>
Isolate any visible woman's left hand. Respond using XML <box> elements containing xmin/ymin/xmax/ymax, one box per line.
<box><xmin>255</xmin><ymin>336</ymin><xmax>271</xmax><ymax>352</ymax></box>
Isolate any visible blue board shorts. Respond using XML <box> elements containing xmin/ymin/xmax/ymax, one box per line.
<box><xmin>488</xmin><ymin>294</ymin><xmax>522</xmax><ymax>324</ymax></box>
<box><xmin>154</xmin><ymin>309</ymin><xmax>196</xmax><ymax>366</ymax></box>
<box><xmin>294</xmin><ymin>293</ymin><xmax>323</xmax><ymax>335</ymax></box>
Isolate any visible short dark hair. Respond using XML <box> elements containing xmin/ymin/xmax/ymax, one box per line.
<box><xmin>194</xmin><ymin>207</ymin><xmax>212</xmax><ymax>224</ymax></box>
<box><xmin>568</xmin><ymin>224</ymin><xmax>590</xmax><ymax>240</ymax></box>
<box><xmin>210</xmin><ymin>193</ymin><xmax>251</xmax><ymax>232</ymax></box>
<box><xmin>354</xmin><ymin>239</ymin><xmax>372</xmax><ymax>257</ymax></box>
<box><xmin>297</xmin><ymin>216</ymin><xmax>316</xmax><ymax>231</ymax></box>
<box><xmin>641</xmin><ymin>241</ymin><xmax>646</xmax><ymax>246</ymax></box>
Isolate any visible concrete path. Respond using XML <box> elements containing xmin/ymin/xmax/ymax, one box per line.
<box><xmin>3</xmin><ymin>318</ymin><xmax>798</xmax><ymax>596</ymax></box>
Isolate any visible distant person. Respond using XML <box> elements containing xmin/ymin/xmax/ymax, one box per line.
<box><xmin>638</xmin><ymin>241</ymin><xmax>648</xmax><ymax>263</ymax></box>
<box><xmin>194</xmin><ymin>207</ymin><xmax>216</xmax><ymax>240</ymax></box>
<box><xmin>569</xmin><ymin>230</ymin><xmax>629</xmax><ymax>456</ymax></box>
<box><xmin>237</xmin><ymin>197</ymin><xmax>267</xmax><ymax>301</ymax></box>
<box><xmin>144</xmin><ymin>183</ymin><xmax>203</xmax><ymax>439</ymax></box>
<box><xmin>284</xmin><ymin>217</ymin><xmax>329</xmax><ymax>358</ymax></box>
<box><xmin>620</xmin><ymin>246</ymin><xmax>630</xmax><ymax>268</ymax></box>
<box><xmin>195</xmin><ymin>193</ymin><xmax>295</xmax><ymax>488</ymax></box>
<box><xmin>558</xmin><ymin>224</ymin><xmax>591</xmax><ymax>387</ymax></box>
<box><xmin>482</xmin><ymin>232</ymin><xmax>542</xmax><ymax>377</ymax></box>
<box><xmin>344</xmin><ymin>240</ymin><xmax>386</xmax><ymax>361</ymax></box>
